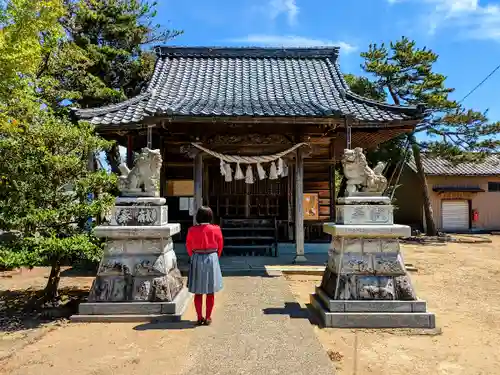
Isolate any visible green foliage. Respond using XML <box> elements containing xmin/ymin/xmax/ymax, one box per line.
<box><xmin>344</xmin><ymin>73</ymin><xmax>408</xmax><ymax>165</ymax></box>
<box><xmin>359</xmin><ymin>36</ymin><xmax>500</xmax><ymax>161</ymax></box>
<box><xmin>344</xmin><ymin>73</ymin><xmax>386</xmax><ymax>102</ymax></box>
<box><xmin>0</xmin><ymin>111</ymin><xmax>116</xmax><ymax>270</ymax></box>
<box><xmin>40</xmin><ymin>0</ymin><xmax>183</xmax><ymax>109</ymax></box>
<box><xmin>0</xmin><ymin>0</ymin><xmax>117</xmax><ymax>297</ymax></box>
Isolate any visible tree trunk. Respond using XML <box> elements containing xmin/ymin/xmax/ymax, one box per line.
<box><xmin>43</xmin><ymin>260</ymin><xmax>61</xmax><ymax>302</ymax></box>
<box><xmin>408</xmin><ymin>133</ymin><xmax>438</xmax><ymax>236</ymax></box>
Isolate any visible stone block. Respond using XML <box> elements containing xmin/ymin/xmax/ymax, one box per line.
<box><xmin>88</xmin><ymin>276</ymin><xmax>132</xmax><ymax>302</ymax></box>
<box><xmin>372</xmin><ymin>252</ymin><xmax>406</xmax><ymax>276</ymax></box>
<box><xmin>311</xmin><ymin>294</ymin><xmax>436</xmax><ymax>328</ymax></box>
<box><xmin>94</xmin><ymin>223</ymin><xmax>180</xmax><ymax>239</ymax></box>
<box><xmin>336</xmin><ymin>204</ymin><xmax>394</xmax><ymax>225</ymax></box>
<box><xmin>152</xmin><ymin>269</ymin><xmax>184</xmax><ymax>302</ymax></box>
<box><xmin>110</xmin><ymin>205</ymin><xmax>167</xmax><ymax>226</ymax></box>
<box><xmin>357</xmin><ymin>276</ymin><xmax>395</xmax><ymax>300</ymax></box>
<box><xmin>394</xmin><ymin>275</ymin><xmax>417</xmax><ymax>300</ymax></box>
<box><xmin>329</xmin><ymin>311</ymin><xmax>435</xmax><ymax>328</ymax></box>
<box><xmin>323</xmin><ymin>223</ymin><xmax>411</xmax><ymax>238</ymax></box>
<box><xmin>330</xmin><ymin>238</ymin><xmax>401</xmax><ymax>254</ymax></box>
<box><xmin>316</xmin><ymin>287</ymin><xmax>428</xmax><ymax>313</ymax></box>
<box><xmin>337</xmin><ymin>196</ymin><xmax>391</xmax><ymax>205</ymax></box>
<box><xmin>115</xmin><ymin>197</ymin><xmax>166</xmax><ymax>206</ymax></box>
<box><xmin>132</xmin><ymin>278</ymin><xmax>154</xmax><ymax>301</ymax></box>
<box><xmin>72</xmin><ymin>288</ymin><xmax>191</xmax><ymax>323</ymax></box>
<box><xmin>98</xmin><ymin>251</ymin><xmax>178</xmax><ymax>277</ymax></box>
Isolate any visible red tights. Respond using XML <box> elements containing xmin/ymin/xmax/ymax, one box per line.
<box><xmin>194</xmin><ymin>294</ymin><xmax>215</xmax><ymax>320</ymax></box>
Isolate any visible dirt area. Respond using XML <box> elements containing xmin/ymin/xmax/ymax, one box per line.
<box><xmin>1</xmin><ymin>238</ymin><xmax>499</xmax><ymax>375</ymax></box>
<box><xmin>0</xmin><ymin>268</ymin><xmax>200</xmax><ymax>375</ymax></box>
<box><xmin>286</xmin><ymin>236</ymin><xmax>500</xmax><ymax>375</ymax></box>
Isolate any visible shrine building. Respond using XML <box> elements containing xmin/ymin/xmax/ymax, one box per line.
<box><xmin>73</xmin><ymin>46</ymin><xmax>424</xmax><ymax>260</ymax></box>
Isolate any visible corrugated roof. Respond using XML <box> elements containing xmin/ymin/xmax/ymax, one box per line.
<box><xmin>408</xmin><ymin>154</ymin><xmax>500</xmax><ymax>176</ymax></box>
<box><xmin>73</xmin><ymin>46</ymin><xmax>424</xmax><ymax>127</ymax></box>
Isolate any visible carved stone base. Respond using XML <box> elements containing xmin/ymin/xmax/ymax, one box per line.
<box><xmin>311</xmin><ymin>292</ymin><xmax>436</xmax><ymax>328</ymax></box>
<box><xmin>320</xmin><ymin>267</ymin><xmax>417</xmax><ymax>301</ymax></box>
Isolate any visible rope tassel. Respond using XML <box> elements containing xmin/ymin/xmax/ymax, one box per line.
<box><xmin>277</xmin><ymin>158</ymin><xmax>284</xmax><ymax>176</ymax></box>
<box><xmin>220</xmin><ymin>159</ymin><xmax>226</xmax><ymax>176</ymax></box>
<box><xmin>269</xmin><ymin>161</ymin><xmax>278</xmax><ymax>180</ymax></box>
<box><xmin>245</xmin><ymin>165</ymin><xmax>254</xmax><ymax>184</ymax></box>
<box><xmin>256</xmin><ymin>162</ymin><xmax>266</xmax><ymax>180</ymax></box>
<box><xmin>224</xmin><ymin>163</ymin><xmax>233</xmax><ymax>182</ymax></box>
<box><xmin>282</xmin><ymin>159</ymin><xmax>289</xmax><ymax>177</ymax></box>
<box><xmin>234</xmin><ymin>162</ymin><xmax>244</xmax><ymax>180</ymax></box>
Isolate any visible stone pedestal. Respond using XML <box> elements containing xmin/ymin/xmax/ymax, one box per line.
<box><xmin>311</xmin><ymin>196</ymin><xmax>436</xmax><ymax>328</ymax></box>
<box><xmin>71</xmin><ymin>197</ymin><xmax>190</xmax><ymax>323</ymax></box>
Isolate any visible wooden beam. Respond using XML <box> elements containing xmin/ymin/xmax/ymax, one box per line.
<box><xmin>329</xmin><ymin>139</ymin><xmax>336</xmax><ymax>221</ymax></box>
<box><xmin>160</xmin><ymin>136</ymin><xmax>167</xmax><ymax>197</ymax></box>
<box><xmin>193</xmin><ymin>153</ymin><xmax>203</xmax><ymax>224</ymax></box>
<box><xmin>294</xmin><ymin>147</ymin><xmax>306</xmax><ymax>262</ymax></box>
<box><xmin>126</xmin><ymin>134</ymin><xmax>134</xmax><ymax>168</ymax></box>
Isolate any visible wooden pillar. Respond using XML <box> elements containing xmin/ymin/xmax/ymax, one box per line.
<box><xmin>329</xmin><ymin>138</ymin><xmax>336</xmax><ymax>221</ymax></box>
<box><xmin>160</xmin><ymin>136</ymin><xmax>167</xmax><ymax>197</ymax></box>
<box><xmin>287</xmin><ymin>161</ymin><xmax>294</xmax><ymax>241</ymax></box>
<box><xmin>126</xmin><ymin>134</ymin><xmax>134</xmax><ymax>168</ymax></box>
<box><xmin>193</xmin><ymin>152</ymin><xmax>203</xmax><ymax>224</ymax></box>
<box><xmin>294</xmin><ymin>147</ymin><xmax>306</xmax><ymax>263</ymax></box>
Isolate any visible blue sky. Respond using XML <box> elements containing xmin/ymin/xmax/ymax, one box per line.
<box><xmin>157</xmin><ymin>0</ymin><xmax>500</xmax><ymax>122</ymax></box>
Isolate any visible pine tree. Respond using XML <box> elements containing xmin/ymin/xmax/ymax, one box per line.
<box><xmin>37</xmin><ymin>0</ymin><xmax>182</xmax><ymax>172</ymax></box>
<box><xmin>357</xmin><ymin>37</ymin><xmax>500</xmax><ymax>235</ymax></box>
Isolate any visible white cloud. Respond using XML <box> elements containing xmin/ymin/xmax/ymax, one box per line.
<box><xmin>388</xmin><ymin>0</ymin><xmax>500</xmax><ymax>41</ymax></box>
<box><xmin>229</xmin><ymin>35</ymin><xmax>358</xmax><ymax>53</ymax></box>
<box><xmin>268</xmin><ymin>0</ymin><xmax>299</xmax><ymax>25</ymax></box>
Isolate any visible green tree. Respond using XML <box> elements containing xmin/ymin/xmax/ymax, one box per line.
<box><xmin>0</xmin><ymin>0</ymin><xmax>116</xmax><ymax>301</ymax></box>
<box><xmin>41</xmin><ymin>0</ymin><xmax>182</xmax><ymax>172</ymax></box>
<box><xmin>356</xmin><ymin>37</ymin><xmax>500</xmax><ymax>235</ymax></box>
<box><xmin>344</xmin><ymin>73</ymin><xmax>409</xmax><ymax>166</ymax></box>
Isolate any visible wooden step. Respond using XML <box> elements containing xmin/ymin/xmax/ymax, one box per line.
<box><xmin>222</xmin><ymin>227</ymin><xmax>274</xmax><ymax>231</ymax></box>
<box><xmin>224</xmin><ymin>236</ymin><xmax>275</xmax><ymax>241</ymax></box>
<box><xmin>224</xmin><ymin>245</ymin><xmax>272</xmax><ymax>250</ymax></box>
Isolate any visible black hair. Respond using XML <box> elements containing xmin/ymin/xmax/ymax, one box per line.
<box><xmin>196</xmin><ymin>206</ymin><xmax>214</xmax><ymax>224</ymax></box>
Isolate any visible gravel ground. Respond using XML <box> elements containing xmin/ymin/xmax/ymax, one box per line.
<box><xmin>286</xmin><ymin>237</ymin><xmax>500</xmax><ymax>375</ymax></box>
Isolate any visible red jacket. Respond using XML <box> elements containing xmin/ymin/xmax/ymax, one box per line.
<box><xmin>186</xmin><ymin>224</ymin><xmax>224</xmax><ymax>257</ymax></box>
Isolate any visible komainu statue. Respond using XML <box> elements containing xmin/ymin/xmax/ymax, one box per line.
<box><xmin>341</xmin><ymin>147</ymin><xmax>387</xmax><ymax>196</ymax></box>
<box><xmin>118</xmin><ymin>148</ymin><xmax>162</xmax><ymax>196</ymax></box>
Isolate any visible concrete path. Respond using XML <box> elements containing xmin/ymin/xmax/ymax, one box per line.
<box><xmin>177</xmin><ymin>253</ymin><xmax>328</xmax><ymax>275</ymax></box>
<box><xmin>175</xmin><ymin>276</ymin><xmax>335</xmax><ymax>375</ymax></box>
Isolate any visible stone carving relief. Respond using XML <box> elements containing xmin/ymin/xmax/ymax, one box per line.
<box><xmin>394</xmin><ymin>275</ymin><xmax>417</xmax><ymax>300</ymax></box>
<box><xmin>341</xmin><ymin>147</ymin><xmax>388</xmax><ymax>196</ymax></box>
<box><xmin>153</xmin><ymin>269</ymin><xmax>184</xmax><ymax>302</ymax></box>
<box><xmin>118</xmin><ymin>147</ymin><xmax>162</xmax><ymax>197</ymax></box>
<box><xmin>113</xmin><ymin>207</ymin><xmax>159</xmax><ymax>226</ymax></box>
<box><xmin>132</xmin><ymin>279</ymin><xmax>153</xmax><ymax>301</ymax></box>
<box><xmin>357</xmin><ymin>276</ymin><xmax>395</xmax><ymax>300</ymax></box>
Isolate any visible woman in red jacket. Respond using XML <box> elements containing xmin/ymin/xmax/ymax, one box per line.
<box><xmin>186</xmin><ymin>206</ymin><xmax>224</xmax><ymax>326</ymax></box>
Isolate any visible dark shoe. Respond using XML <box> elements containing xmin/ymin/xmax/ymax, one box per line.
<box><xmin>196</xmin><ymin>318</ymin><xmax>204</xmax><ymax>326</ymax></box>
<box><xmin>204</xmin><ymin>318</ymin><xmax>212</xmax><ymax>326</ymax></box>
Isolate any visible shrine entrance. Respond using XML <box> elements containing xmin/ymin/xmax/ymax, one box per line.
<box><xmin>189</xmin><ymin>141</ymin><xmax>306</xmax><ymax>257</ymax></box>
<box><xmin>207</xmin><ymin>168</ymin><xmax>289</xmax><ymax>219</ymax></box>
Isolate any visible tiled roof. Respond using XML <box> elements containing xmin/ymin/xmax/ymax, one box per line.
<box><xmin>73</xmin><ymin>46</ymin><xmax>425</xmax><ymax>127</ymax></box>
<box><xmin>408</xmin><ymin>155</ymin><xmax>500</xmax><ymax>176</ymax></box>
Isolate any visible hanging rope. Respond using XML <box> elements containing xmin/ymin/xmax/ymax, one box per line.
<box><xmin>190</xmin><ymin>142</ymin><xmax>308</xmax><ymax>163</ymax></box>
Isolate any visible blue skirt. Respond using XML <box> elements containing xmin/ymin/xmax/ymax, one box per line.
<box><xmin>188</xmin><ymin>252</ymin><xmax>223</xmax><ymax>294</ymax></box>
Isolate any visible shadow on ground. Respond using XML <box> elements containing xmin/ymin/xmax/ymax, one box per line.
<box><xmin>262</xmin><ymin>302</ymin><xmax>320</xmax><ymax>325</ymax></box>
<box><xmin>0</xmin><ymin>287</ymin><xmax>88</xmax><ymax>333</ymax></box>
<box><xmin>133</xmin><ymin>320</ymin><xmax>197</xmax><ymax>331</ymax></box>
